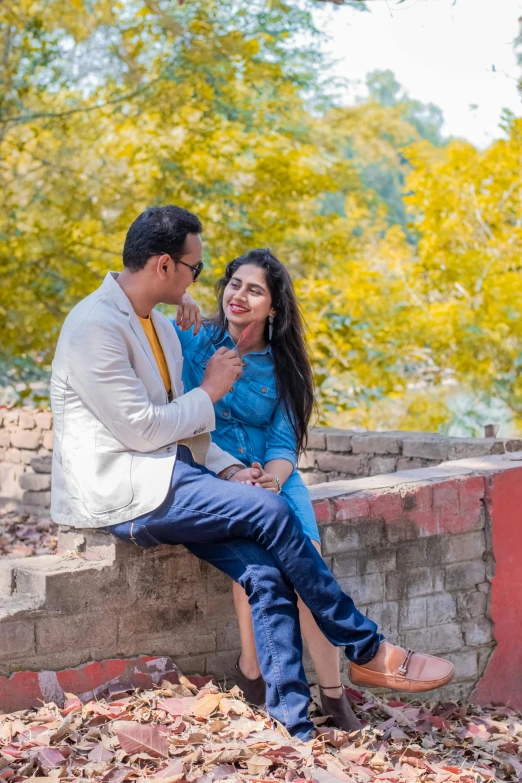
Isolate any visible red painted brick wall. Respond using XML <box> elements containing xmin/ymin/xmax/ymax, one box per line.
<box><xmin>472</xmin><ymin>467</ymin><xmax>522</xmax><ymax>707</ymax></box>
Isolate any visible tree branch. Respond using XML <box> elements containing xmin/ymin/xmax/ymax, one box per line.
<box><xmin>0</xmin><ymin>76</ymin><xmax>164</xmax><ymax>128</ymax></box>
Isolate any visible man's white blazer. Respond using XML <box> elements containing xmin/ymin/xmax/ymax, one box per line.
<box><xmin>50</xmin><ymin>272</ymin><xmax>238</xmax><ymax>528</ymax></box>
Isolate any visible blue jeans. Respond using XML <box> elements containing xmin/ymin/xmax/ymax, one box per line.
<box><xmin>106</xmin><ymin>446</ymin><xmax>382</xmax><ymax>739</ymax></box>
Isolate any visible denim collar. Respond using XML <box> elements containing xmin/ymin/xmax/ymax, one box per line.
<box><xmin>216</xmin><ymin>328</ymin><xmax>273</xmax><ymax>356</ymax></box>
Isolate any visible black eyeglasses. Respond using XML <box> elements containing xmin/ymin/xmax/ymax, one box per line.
<box><xmin>159</xmin><ymin>252</ymin><xmax>204</xmax><ymax>282</ymax></box>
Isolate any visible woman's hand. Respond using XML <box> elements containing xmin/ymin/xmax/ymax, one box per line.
<box><xmin>251</xmin><ymin>470</ymin><xmax>279</xmax><ymax>493</ymax></box>
<box><xmin>231</xmin><ymin>461</ymin><xmax>279</xmax><ymax>493</ymax></box>
<box><xmin>176</xmin><ymin>293</ymin><xmax>202</xmax><ymax>334</ymax></box>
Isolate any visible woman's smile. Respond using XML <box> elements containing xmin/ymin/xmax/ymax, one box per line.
<box><xmin>229</xmin><ymin>302</ymin><xmax>250</xmax><ymax>314</ymax></box>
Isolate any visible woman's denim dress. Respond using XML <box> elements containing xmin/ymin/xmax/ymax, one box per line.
<box><xmin>172</xmin><ymin>322</ymin><xmax>320</xmax><ymax>542</ymax></box>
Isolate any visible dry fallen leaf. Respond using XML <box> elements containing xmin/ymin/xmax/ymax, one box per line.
<box><xmin>321</xmin><ymin>754</ymin><xmax>357</xmax><ymax>782</ymax></box>
<box><xmin>88</xmin><ymin>742</ymin><xmax>114</xmax><ymax>763</ymax></box>
<box><xmin>219</xmin><ymin>698</ymin><xmax>252</xmax><ymax>717</ymax></box>
<box><xmin>246</xmin><ymin>754</ymin><xmax>273</xmax><ymax>775</ymax></box>
<box><xmin>113</xmin><ymin>721</ymin><xmax>169</xmax><ymax>758</ymax></box>
<box><xmin>191</xmin><ymin>693</ymin><xmax>223</xmax><ymax>719</ymax></box>
<box><xmin>49</xmin><ymin>711</ymin><xmax>76</xmax><ymax>743</ymax></box>
<box><xmin>179</xmin><ymin>675</ymin><xmax>198</xmax><ymax>693</ymax></box>
<box><xmin>101</xmin><ymin>765</ymin><xmax>134</xmax><ymax>782</ymax></box>
<box><xmin>0</xmin><ymin>511</ymin><xmax>57</xmax><ymax>557</ymax></box>
<box><xmin>152</xmin><ymin>759</ymin><xmax>185</xmax><ymax>781</ymax></box>
<box><xmin>208</xmin><ymin>719</ymin><xmax>228</xmax><ymax>733</ymax></box>
<box><xmin>158</xmin><ymin>697</ymin><xmax>195</xmax><ymax>716</ymax></box>
<box><xmin>37</xmin><ymin>747</ymin><xmax>65</xmax><ymax>773</ymax></box>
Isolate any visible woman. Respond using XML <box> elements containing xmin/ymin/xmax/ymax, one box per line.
<box><xmin>173</xmin><ymin>248</ymin><xmax>360</xmax><ymax>732</ymax></box>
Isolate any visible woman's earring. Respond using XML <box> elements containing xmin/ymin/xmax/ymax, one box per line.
<box><xmin>268</xmin><ymin>315</ymin><xmax>274</xmax><ymax>341</ymax></box>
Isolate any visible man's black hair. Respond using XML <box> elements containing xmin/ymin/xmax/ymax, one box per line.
<box><xmin>122</xmin><ymin>205</ymin><xmax>202</xmax><ymax>271</ymax></box>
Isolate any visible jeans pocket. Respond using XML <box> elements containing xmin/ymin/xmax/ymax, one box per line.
<box><xmin>129</xmin><ymin>522</ymin><xmax>162</xmax><ymax>548</ymax></box>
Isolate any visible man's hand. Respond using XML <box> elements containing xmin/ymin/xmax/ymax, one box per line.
<box><xmin>200</xmin><ymin>347</ymin><xmax>242</xmax><ymax>403</ymax></box>
<box><xmin>228</xmin><ymin>464</ymin><xmax>263</xmax><ymax>484</ymax></box>
<box><xmin>176</xmin><ymin>293</ymin><xmax>202</xmax><ymax>334</ymax></box>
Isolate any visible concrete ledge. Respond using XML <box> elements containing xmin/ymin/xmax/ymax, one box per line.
<box><xmin>1</xmin><ymin>454</ymin><xmax>521</xmax><ymax>711</ymax></box>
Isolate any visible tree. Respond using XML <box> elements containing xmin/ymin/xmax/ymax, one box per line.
<box><xmin>3</xmin><ymin>0</ymin><xmax>518</xmax><ymax>440</ymax></box>
<box><xmin>311</xmin><ymin>70</ymin><xmax>447</xmax><ymax>238</ymax></box>
<box><xmin>404</xmin><ymin>118</ymin><xmax>522</xmax><ymax>429</ymax></box>
<box><xmin>0</xmin><ymin>0</ymin><xmax>367</xmax><ymax>397</ymax></box>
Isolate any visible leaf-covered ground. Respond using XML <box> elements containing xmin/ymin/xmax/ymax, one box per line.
<box><xmin>1</xmin><ymin>675</ymin><xmax>521</xmax><ymax>783</ymax></box>
<box><xmin>0</xmin><ymin>510</ymin><xmax>57</xmax><ymax>558</ymax></box>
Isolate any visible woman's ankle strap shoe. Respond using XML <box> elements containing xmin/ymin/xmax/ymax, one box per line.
<box><xmin>319</xmin><ymin>687</ymin><xmax>362</xmax><ymax>733</ymax></box>
<box><xmin>234</xmin><ymin>657</ymin><xmax>266</xmax><ymax>707</ymax></box>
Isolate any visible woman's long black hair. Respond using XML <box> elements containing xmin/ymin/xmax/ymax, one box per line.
<box><xmin>206</xmin><ymin>249</ymin><xmax>316</xmax><ymax>457</ymax></box>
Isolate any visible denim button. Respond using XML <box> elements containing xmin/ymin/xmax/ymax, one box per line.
<box><xmin>238</xmin><ymin>447</ymin><xmax>245</xmax><ymax>454</ymax></box>
<box><xmin>242</xmin><ymin>361</ymin><xmax>247</xmax><ymax>367</ymax></box>
<box><xmin>261</xmin><ymin>387</ymin><xmax>267</xmax><ymax>393</ymax></box>
<box><xmin>223</xmin><ymin>411</ymin><xmax>229</xmax><ymax>418</ymax></box>
<box><xmin>202</xmin><ymin>360</ymin><xmax>208</xmax><ymax>367</ymax></box>
<box><xmin>229</xmin><ymin>387</ymin><xmax>234</xmax><ymax>393</ymax></box>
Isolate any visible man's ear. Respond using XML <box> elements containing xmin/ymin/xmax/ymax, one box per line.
<box><xmin>157</xmin><ymin>254</ymin><xmax>170</xmax><ymax>279</ymax></box>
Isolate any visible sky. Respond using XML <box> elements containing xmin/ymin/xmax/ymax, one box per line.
<box><xmin>312</xmin><ymin>0</ymin><xmax>522</xmax><ymax>148</ymax></box>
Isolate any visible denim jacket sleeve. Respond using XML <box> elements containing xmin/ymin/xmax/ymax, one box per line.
<box><xmin>264</xmin><ymin>401</ymin><xmax>298</xmax><ymax>468</ymax></box>
<box><xmin>170</xmin><ymin>319</ymin><xmax>197</xmax><ymax>350</ymax></box>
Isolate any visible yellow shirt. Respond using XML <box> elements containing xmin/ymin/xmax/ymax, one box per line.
<box><xmin>138</xmin><ymin>315</ymin><xmax>172</xmax><ymax>398</ymax></box>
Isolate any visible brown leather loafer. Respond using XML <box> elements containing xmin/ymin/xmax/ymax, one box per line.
<box><xmin>234</xmin><ymin>657</ymin><xmax>266</xmax><ymax>707</ymax></box>
<box><xmin>348</xmin><ymin>643</ymin><xmax>454</xmax><ymax>693</ymax></box>
<box><xmin>319</xmin><ymin>687</ymin><xmax>362</xmax><ymax>733</ymax></box>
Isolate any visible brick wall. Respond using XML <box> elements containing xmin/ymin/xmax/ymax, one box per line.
<box><xmin>1</xmin><ymin>407</ymin><xmax>521</xmax><ymax>515</ymax></box>
<box><xmin>307</xmin><ymin>467</ymin><xmax>494</xmax><ymax>703</ymax></box>
<box><xmin>0</xmin><ymin>409</ymin><xmax>53</xmax><ymax>512</ymax></box>
<box><xmin>2</xmin><ymin>453</ymin><xmax>521</xmax><ymax>712</ymax></box>
<box><xmin>299</xmin><ymin>427</ymin><xmax>522</xmax><ymax>485</ymax></box>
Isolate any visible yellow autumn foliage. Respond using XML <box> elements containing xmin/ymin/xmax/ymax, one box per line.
<box><xmin>0</xmin><ymin>0</ymin><xmax>521</xmax><ymax>434</ymax></box>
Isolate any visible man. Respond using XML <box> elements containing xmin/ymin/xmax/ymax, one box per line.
<box><xmin>51</xmin><ymin>205</ymin><xmax>454</xmax><ymax>740</ymax></box>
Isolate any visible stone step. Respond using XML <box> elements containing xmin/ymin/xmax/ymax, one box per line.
<box><xmin>0</xmin><ymin>529</ymin><xmax>146</xmax><ymax>620</ymax></box>
<box><xmin>12</xmin><ymin>554</ymin><xmax>119</xmax><ymax>612</ymax></box>
<box><xmin>0</xmin><ymin>547</ymin><xmax>116</xmax><ymax>609</ymax></box>
<box><xmin>0</xmin><ymin>593</ymin><xmax>42</xmax><ymax>621</ymax></box>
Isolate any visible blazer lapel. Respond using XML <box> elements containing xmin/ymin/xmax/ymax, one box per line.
<box><xmin>102</xmin><ymin>271</ymin><xmax>163</xmax><ymax>388</ymax></box>
<box><xmin>102</xmin><ymin>272</ymin><xmax>177</xmax><ymax>398</ymax></box>
<box><xmin>128</xmin><ymin>309</ymin><xmax>164</xmax><ymax>389</ymax></box>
